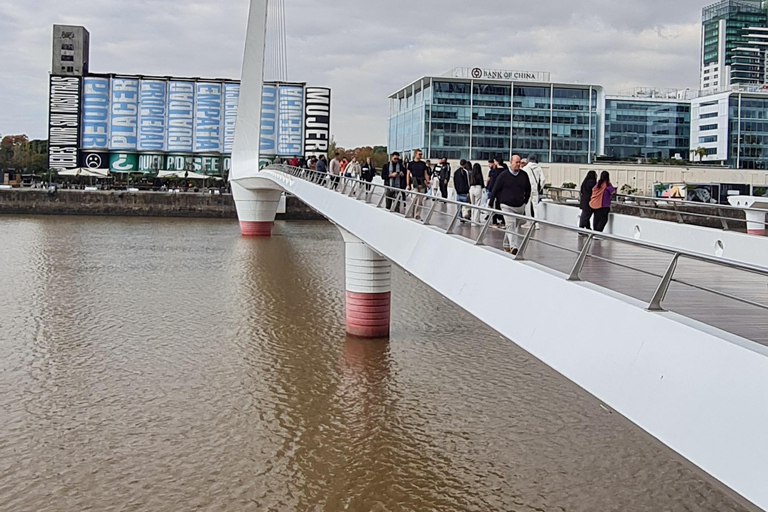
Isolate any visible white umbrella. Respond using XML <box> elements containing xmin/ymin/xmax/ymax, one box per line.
<box><xmin>58</xmin><ymin>168</ymin><xmax>109</xmax><ymax>178</ymax></box>
<box><xmin>157</xmin><ymin>171</ymin><xmax>222</xmax><ymax>181</ymax></box>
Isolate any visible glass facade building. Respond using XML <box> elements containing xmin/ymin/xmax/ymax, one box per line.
<box><xmin>388</xmin><ymin>74</ymin><xmax>601</xmax><ymax>164</ymax></box>
<box><xmin>730</xmin><ymin>94</ymin><xmax>768</xmax><ymax>168</ymax></box>
<box><xmin>604</xmin><ymin>96</ymin><xmax>691</xmax><ymax>160</ymax></box>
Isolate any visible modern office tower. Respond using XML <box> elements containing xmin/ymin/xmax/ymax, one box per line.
<box><xmin>604</xmin><ymin>88</ymin><xmax>692</xmax><ymax>161</ymax></box>
<box><xmin>52</xmin><ymin>25</ymin><xmax>90</xmax><ymax>76</ymax></box>
<box><xmin>388</xmin><ymin>68</ymin><xmax>603</xmax><ymax>164</ymax></box>
<box><xmin>700</xmin><ymin>0</ymin><xmax>768</xmax><ymax>90</ymax></box>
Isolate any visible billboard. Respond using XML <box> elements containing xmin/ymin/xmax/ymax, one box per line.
<box><xmin>138</xmin><ymin>80</ymin><xmax>167</xmax><ymax>152</ymax></box>
<box><xmin>109</xmin><ymin>77</ymin><xmax>139</xmax><ymax>151</ymax></box>
<box><xmin>81</xmin><ymin>77</ymin><xmax>110</xmax><ymax>150</ymax></box>
<box><xmin>277</xmin><ymin>85</ymin><xmax>304</xmax><ymax>156</ymax></box>
<box><xmin>194</xmin><ymin>82</ymin><xmax>223</xmax><ymax>153</ymax></box>
<box><xmin>48</xmin><ymin>75</ymin><xmax>82</xmax><ymax>171</ymax></box>
<box><xmin>304</xmin><ymin>87</ymin><xmax>331</xmax><ymax>159</ymax></box>
<box><xmin>167</xmin><ymin>81</ymin><xmax>195</xmax><ymax>152</ymax></box>
<box><xmin>109</xmin><ymin>152</ymin><xmax>139</xmax><ymax>172</ymax></box>
<box><xmin>223</xmin><ymin>83</ymin><xmax>239</xmax><ymax>154</ymax></box>
<box><xmin>260</xmin><ymin>85</ymin><xmax>277</xmax><ymax>156</ymax></box>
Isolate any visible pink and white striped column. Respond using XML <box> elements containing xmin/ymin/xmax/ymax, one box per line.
<box><xmin>231</xmin><ymin>182</ymin><xmax>283</xmax><ymax>237</ymax></box>
<box><xmin>339</xmin><ymin>229</ymin><xmax>392</xmax><ymax>338</ymax></box>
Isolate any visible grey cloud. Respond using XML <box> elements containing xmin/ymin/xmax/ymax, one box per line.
<box><xmin>1</xmin><ymin>0</ymin><xmax>705</xmax><ymax>148</ymax></box>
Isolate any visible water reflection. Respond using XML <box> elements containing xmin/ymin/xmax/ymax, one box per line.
<box><xmin>0</xmin><ymin>216</ymin><xmax>756</xmax><ymax>512</ymax></box>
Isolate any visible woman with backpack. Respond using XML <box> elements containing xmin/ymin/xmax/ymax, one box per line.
<box><xmin>579</xmin><ymin>171</ymin><xmax>598</xmax><ymax>230</ymax></box>
<box><xmin>589</xmin><ymin>171</ymin><xmax>616</xmax><ymax>233</ymax></box>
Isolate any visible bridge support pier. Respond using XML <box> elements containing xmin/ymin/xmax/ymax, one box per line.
<box><xmin>339</xmin><ymin>229</ymin><xmax>392</xmax><ymax>338</ymax></box>
<box><xmin>232</xmin><ymin>182</ymin><xmax>283</xmax><ymax>237</ymax></box>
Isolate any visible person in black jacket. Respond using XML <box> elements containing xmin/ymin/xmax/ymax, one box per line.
<box><xmin>579</xmin><ymin>171</ymin><xmax>598</xmax><ymax>230</ymax></box>
<box><xmin>382</xmin><ymin>152</ymin><xmax>407</xmax><ymax>213</ymax></box>
<box><xmin>361</xmin><ymin>157</ymin><xmax>375</xmax><ymax>190</ymax></box>
<box><xmin>453</xmin><ymin>160</ymin><xmax>472</xmax><ymax>220</ymax></box>
<box><xmin>437</xmin><ymin>158</ymin><xmax>451</xmax><ymax>198</ymax></box>
<box><xmin>487</xmin><ymin>155</ymin><xmax>531</xmax><ymax>254</ymax></box>
<box><xmin>486</xmin><ymin>157</ymin><xmax>505</xmax><ymax>226</ymax></box>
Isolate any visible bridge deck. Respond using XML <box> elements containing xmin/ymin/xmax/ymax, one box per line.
<box><xmin>411</xmin><ymin>199</ymin><xmax>768</xmax><ymax>347</ymax></box>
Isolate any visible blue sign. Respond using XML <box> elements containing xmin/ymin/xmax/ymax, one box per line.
<box><xmin>194</xmin><ymin>83</ymin><xmax>222</xmax><ymax>153</ymax></box>
<box><xmin>260</xmin><ymin>85</ymin><xmax>277</xmax><ymax>156</ymax></box>
<box><xmin>167</xmin><ymin>81</ymin><xmax>195</xmax><ymax>152</ymax></box>
<box><xmin>138</xmin><ymin>80</ymin><xmax>167</xmax><ymax>152</ymax></box>
<box><xmin>81</xmin><ymin>77</ymin><xmax>110</xmax><ymax>150</ymax></box>
<box><xmin>277</xmin><ymin>86</ymin><xmax>304</xmax><ymax>156</ymax></box>
<box><xmin>223</xmin><ymin>83</ymin><xmax>239</xmax><ymax>154</ymax></box>
<box><xmin>109</xmin><ymin>78</ymin><xmax>139</xmax><ymax>151</ymax></box>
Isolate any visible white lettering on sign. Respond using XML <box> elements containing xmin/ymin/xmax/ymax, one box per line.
<box><xmin>48</xmin><ymin>75</ymin><xmax>82</xmax><ymax>170</ymax></box>
<box><xmin>303</xmin><ymin>87</ymin><xmax>331</xmax><ymax>158</ymax></box>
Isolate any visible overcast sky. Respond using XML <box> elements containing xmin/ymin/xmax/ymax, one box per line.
<box><xmin>1</xmin><ymin>0</ymin><xmax>705</xmax><ymax>148</ymax></box>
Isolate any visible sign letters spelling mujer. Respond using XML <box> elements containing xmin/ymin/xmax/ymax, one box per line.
<box><xmin>48</xmin><ymin>75</ymin><xmax>82</xmax><ymax>170</ymax></box>
<box><xmin>303</xmin><ymin>87</ymin><xmax>331</xmax><ymax>159</ymax></box>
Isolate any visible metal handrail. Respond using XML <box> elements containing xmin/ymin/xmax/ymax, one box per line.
<box><xmin>545</xmin><ymin>186</ymin><xmax>768</xmax><ymax>230</ymax></box>
<box><xmin>266</xmin><ymin>165</ymin><xmax>768</xmax><ymax>324</ymax></box>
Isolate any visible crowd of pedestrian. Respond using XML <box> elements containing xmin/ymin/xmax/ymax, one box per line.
<box><xmin>283</xmin><ymin>149</ymin><xmax>616</xmax><ymax>250</ymax></box>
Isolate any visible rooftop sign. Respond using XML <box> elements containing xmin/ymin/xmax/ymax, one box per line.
<box><xmin>447</xmin><ymin>67</ymin><xmax>551</xmax><ymax>82</ymax></box>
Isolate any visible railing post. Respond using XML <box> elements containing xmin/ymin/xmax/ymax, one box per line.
<box><xmin>340</xmin><ymin>179</ymin><xmax>348</xmax><ymax>194</ymax></box>
<box><xmin>423</xmin><ymin>199</ymin><xmax>438</xmax><ymax>226</ymax></box>
<box><xmin>648</xmin><ymin>253</ymin><xmax>680</xmax><ymax>312</ymax></box>
<box><xmin>376</xmin><ymin>187</ymin><xmax>387</xmax><ymax>208</ymax></box>
<box><xmin>717</xmin><ymin>208</ymin><xmax>730</xmax><ymax>230</ymax></box>
<box><xmin>671</xmin><ymin>202</ymin><xmax>684</xmax><ymax>224</ymax></box>
<box><xmin>446</xmin><ymin>208</ymin><xmax>462</xmax><ymax>235</ymax></box>
<box><xmin>514</xmin><ymin>222</ymin><xmax>537</xmax><ymax>260</ymax></box>
<box><xmin>568</xmin><ymin>235</ymin><xmax>594</xmax><ymax>281</ymax></box>
<box><xmin>475</xmin><ymin>214</ymin><xmax>493</xmax><ymax>246</ymax></box>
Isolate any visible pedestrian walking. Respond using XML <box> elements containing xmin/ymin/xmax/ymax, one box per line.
<box><xmin>288</xmin><ymin>155</ymin><xmax>299</xmax><ymax>167</ymax></box>
<box><xmin>341</xmin><ymin>157</ymin><xmax>349</xmax><ymax>177</ymax></box>
<box><xmin>383</xmin><ymin>152</ymin><xmax>407</xmax><ymax>213</ymax></box>
<box><xmin>347</xmin><ymin>156</ymin><xmax>362</xmax><ymax>179</ymax></box>
<box><xmin>523</xmin><ymin>154</ymin><xmax>546</xmax><ymax>222</ymax></box>
<box><xmin>361</xmin><ymin>157</ymin><xmax>375</xmax><ymax>190</ymax></box>
<box><xmin>469</xmin><ymin>162</ymin><xmax>485</xmax><ymax>224</ymax></box>
<box><xmin>487</xmin><ymin>155</ymin><xmax>531</xmax><ymax>254</ymax></box>
<box><xmin>487</xmin><ymin>157</ymin><xmax>506</xmax><ymax>226</ymax></box>
<box><xmin>589</xmin><ymin>171</ymin><xmax>616</xmax><ymax>233</ymax></box>
<box><xmin>579</xmin><ymin>171</ymin><xmax>598</xmax><ymax>230</ymax></box>
<box><xmin>329</xmin><ymin>152</ymin><xmax>342</xmax><ymax>189</ymax></box>
<box><xmin>453</xmin><ymin>160</ymin><xmax>472</xmax><ymax>220</ymax></box>
<box><xmin>434</xmin><ymin>157</ymin><xmax>451</xmax><ymax>199</ymax></box>
<box><xmin>407</xmin><ymin>149</ymin><xmax>430</xmax><ymax>219</ymax></box>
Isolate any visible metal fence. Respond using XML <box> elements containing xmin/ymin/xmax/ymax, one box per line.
<box><xmin>268</xmin><ymin>164</ymin><xmax>768</xmax><ymax>344</ymax></box>
<box><xmin>545</xmin><ymin>186</ymin><xmax>768</xmax><ymax>231</ymax></box>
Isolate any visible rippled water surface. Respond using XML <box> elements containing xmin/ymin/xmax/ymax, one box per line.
<box><xmin>0</xmin><ymin>216</ymin><xmax>756</xmax><ymax>511</ymax></box>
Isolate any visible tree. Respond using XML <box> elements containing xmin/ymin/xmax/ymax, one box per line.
<box><xmin>0</xmin><ymin>135</ymin><xmax>47</xmax><ymax>173</ymax></box>
<box><xmin>691</xmin><ymin>147</ymin><xmax>707</xmax><ymax>163</ymax></box>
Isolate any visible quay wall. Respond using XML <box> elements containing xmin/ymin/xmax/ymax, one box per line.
<box><xmin>0</xmin><ymin>189</ymin><xmax>323</xmax><ymax>220</ymax></box>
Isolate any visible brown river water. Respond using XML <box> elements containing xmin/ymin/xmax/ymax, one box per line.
<box><xmin>0</xmin><ymin>216</ymin><xmax>756</xmax><ymax>511</ymax></box>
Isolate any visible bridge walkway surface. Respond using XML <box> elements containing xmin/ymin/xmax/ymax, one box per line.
<box><xmin>274</xmin><ymin>165</ymin><xmax>768</xmax><ymax>348</ymax></box>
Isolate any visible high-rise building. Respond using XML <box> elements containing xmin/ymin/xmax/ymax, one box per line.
<box><xmin>52</xmin><ymin>25</ymin><xmax>89</xmax><ymax>76</ymax></box>
<box><xmin>700</xmin><ymin>0</ymin><xmax>768</xmax><ymax>90</ymax></box>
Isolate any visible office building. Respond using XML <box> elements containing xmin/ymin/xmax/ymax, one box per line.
<box><xmin>604</xmin><ymin>88</ymin><xmax>692</xmax><ymax>161</ymax></box>
<box><xmin>388</xmin><ymin>68</ymin><xmax>602</xmax><ymax>164</ymax></box>
<box><xmin>691</xmin><ymin>87</ymin><xmax>768</xmax><ymax>168</ymax></box>
<box><xmin>700</xmin><ymin>0</ymin><xmax>768</xmax><ymax>90</ymax></box>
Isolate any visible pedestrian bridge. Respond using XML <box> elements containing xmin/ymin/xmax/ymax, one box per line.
<box><xmin>232</xmin><ymin>164</ymin><xmax>768</xmax><ymax>511</ymax></box>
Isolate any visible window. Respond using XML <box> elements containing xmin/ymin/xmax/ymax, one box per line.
<box><xmin>61</xmin><ymin>55</ymin><xmax>74</xmax><ymax>62</ymax></box>
<box><xmin>61</xmin><ymin>43</ymin><xmax>74</xmax><ymax>51</ymax></box>
<box><xmin>699</xmin><ymin>135</ymin><xmax>718</xmax><ymax>143</ymax></box>
<box><xmin>700</xmin><ymin>124</ymin><xmax>719</xmax><ymax>131</ymax></box>
<box><xmin>700</xmin><ymin>100</ymin><xmax>719</xmax><ymax>107</ymax></box>
<box><xmin>67</xmin><ymin>66</ymin><xmax>74</xmax><ymax>72</ymax></box>
<box><xmin>700</xmin><ymin>112</ymin><xmax>718</xmax><ymax>119</ymax></box>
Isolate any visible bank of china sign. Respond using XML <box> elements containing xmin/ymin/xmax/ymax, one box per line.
<box><xmin>450</xmin><ymin>67</ymin><xmax>550</xmax><ymax>82</ymax></box>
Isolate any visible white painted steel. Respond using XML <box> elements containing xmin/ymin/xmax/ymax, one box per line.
<box><xmin>729</xmin><ymin>196</ymin><xmax>768</xmax><ymax>235</ymax></box>
<box><xmin>540</xmin><ymin>201</ymin><xmax>768</xmax><ymax>268</ymax></box>
<box><xmin>231</xmin><ymin>181</ymin><xmax>283</xmax><ymax>224</ymax></box>
<box><xmin>230</xmin><ymin>0</ymin><xmax>268</xmax><ymax>181</ymax></box>
<box><xmin>254</xmin><ymin>168</ymin><xmax>768</xmax><ymax>510</ymax></box>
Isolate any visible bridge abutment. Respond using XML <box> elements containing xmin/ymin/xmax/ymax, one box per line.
<box><xmin>339</xmin><ymin>229</ymin><xmax>391</xmax><ymax>338</ymax></box>
<box><xmin>231</xmin><ymin>182</ymin><xmax>283</xmax><ymax>237</ymax></box>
